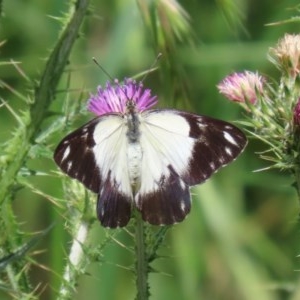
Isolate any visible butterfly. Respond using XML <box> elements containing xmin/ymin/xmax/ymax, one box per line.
<box><xmin>54</xmin><ymin>79</ymin><xmax>247</xmax><ymax>228</ymax></box>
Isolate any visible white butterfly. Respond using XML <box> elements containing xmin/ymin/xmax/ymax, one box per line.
<box><xmin>54</xmin><ymin>79</ymin><xmax>247</xmax><ymax>228</ymax></box>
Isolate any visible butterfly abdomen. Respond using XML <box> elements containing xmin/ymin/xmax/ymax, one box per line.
<box><xmin>125</xmin><ymin>105</ymin><xmax>143</xmax><ymax>192</ymax></box>
<box><xmin>127</xmin><ymin>142</ymin><xmax>142</xmax><ymax>192</ymax></box>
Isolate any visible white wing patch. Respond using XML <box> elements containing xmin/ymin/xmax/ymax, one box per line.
<box><xmin>225</xmin><ymin>146</ymin><xmax>233</xmax><ymax>156</ymax></box>
<box><xmin>223</xmin><ymin>131</ymin><xmax>238</xmax><ymax>146</ymax></box>
<box><xmin>92</xmin><ymin>116</ymin><xmax>132</xmax><ymax>196</ymax></box>
<box><xmin>61</xmin><ymin>145</ymin><xmax>71</xmax><ymax>162</ymax></box>
<box><xmin>137</xmin><ymin>110</ymin><xmax>194</xmax><ymax>198</ymax></box>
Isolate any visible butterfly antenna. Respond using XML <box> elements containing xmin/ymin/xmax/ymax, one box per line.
<box><xmin>92</xmin><ymin>54</ymin><xmax>162</xmax><ymax>101</ymax></box>
<box><xmin>92</xmin><ymin>57</ymin><xmax>115</xmax><ymax>83</ymax></box>
<box><xmin>92</xmin><ymin>57</ymin><xmax>128</xmax><ymax>101</ymax></box>
<box><xmin>140</xmin><ymin>53</ymin><xmax>162</xmax><ymax>84</ymax></box>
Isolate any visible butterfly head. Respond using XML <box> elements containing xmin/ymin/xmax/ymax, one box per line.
<box><xmin>88</xmin><ymin>78</ymin><xmax>158</xmax><ymax>116</ymax></box>
<box><xmin>125</xmin><ymin>99</ymin><xmax>137</xmax><ymax>113</ymax></box>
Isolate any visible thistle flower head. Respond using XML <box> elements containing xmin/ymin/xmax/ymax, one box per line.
<box><xmin>217</xmin><ymin>71</ymin><xmax>264</xmax><ymax>104</ymax></box>
<box><xmin>88</xmin><ymin>78</ymin><xmax>158</xmax><ymax>116</ymax></box>
<box><xmin>293</xmin><ymin>98</ymin><xmax>300</xmax><ymax>126</ymax></box>
<box><xmin>269</xmin><ymin>34</ymin><xmax>300</xmax><ymax>77</ymax></box>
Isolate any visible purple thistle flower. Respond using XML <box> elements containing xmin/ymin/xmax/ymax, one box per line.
<box><xmin>293</xmin><ymin>98</ymin><xmax>300</xmax><ymax>126</ymax></box>
<box><xmin>217</xmin><ymin>71</ymin><xmax>264</xmax><ymax>104</ymax></box>
<box><xmin>88</xmin><ymin>78</ymin><xmax>158</xmax><ymax>116</ymax></box>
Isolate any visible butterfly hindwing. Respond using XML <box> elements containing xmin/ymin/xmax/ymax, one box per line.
<box><xmin>97</xmin><ymin>172</ymin><xmax>132</xmax><ymax>228</ymax></box>
<box><xmin>136</xmin><ymin>166</ymin><xmax>191</xmax><ymax>225</ymax></box>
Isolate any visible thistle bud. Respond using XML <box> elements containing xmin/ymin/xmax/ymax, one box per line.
<box><xmin>217</xmin><ymin>71</ymin><xmax>264</xmax><ymax>105</ymax></box>
<box><xmin>269</xmin><ymin>34</ymin><xmax>300</xmax><ymax>77</ymax></box>
<box><xmin>293</xmin><ymin>98</ymin><xmax>300</xmax><ymax>126</ymax></box>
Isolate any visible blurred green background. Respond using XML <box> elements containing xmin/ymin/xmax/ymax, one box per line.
<box><xmin>1</xmin><ymin>0</ymin><xmax>300</xmax><ymax>299</ymax></box>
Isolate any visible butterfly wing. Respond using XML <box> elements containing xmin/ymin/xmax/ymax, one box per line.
<box><xmin>54</xmin><ymin>117</ymin><xmax>102</xmax><ymax>193</ymax></box>
<box><xmin>136</xmin><ymin>109</ymin><xmax>247</xmax><ymax>225</ymax></box>
<box><xmin>54</xmin><ymin>115</ymin><xmax>133</xmax><ymax>228</ymax></box>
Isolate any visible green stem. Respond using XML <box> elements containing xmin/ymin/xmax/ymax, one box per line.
<box><xmin>0</xmin><ymin>0</ymin><xmax>90</xmax><ymax>205</ymax></box>
<box><xmin>290</xmin><ymin>167</ymin><xmax>300</xmax><ymax>299</ymax></box>
<box><xmin>2</xmin><ymin>197</ymin><xmax>33</xmax><ymax>295</ymax></box>
<box><xmin>294</xmin><ymin>167</ymin><xmax>300</xmax><ymax>202</ymax></box>
<box><xmin>135</xmin><ymin>213</ymin><xmax>149</xmax><ymax>300</ymax></box>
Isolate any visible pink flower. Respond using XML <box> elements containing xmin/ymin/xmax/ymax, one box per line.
<box><xmin>88</xmin><ymin>78</ymin><xmax>157</xmax><ymax>116</ymax></box>
<box><xmin>217</xmin><ymin>71</ymin><xmax>264</xmax><ymax>104</ymax></box>
<box><xmin>293</xmin><ymin>98</ymin><xmax>300</xmax><ymax>126</ymax></box>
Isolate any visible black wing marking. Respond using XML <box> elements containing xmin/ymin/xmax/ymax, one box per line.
<box><xmin>54</xmin><ymin>118</ymin><xmax>102</xmax><ymax>193</ymax></box>
<box><xmin>178</xmin><ymin>111</ymin><xmax>247</xmax><ymax>185</ymax></box>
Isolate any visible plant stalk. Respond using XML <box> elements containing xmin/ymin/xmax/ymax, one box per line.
<box><xmin>290</xmin><ymin>166</ymin><xmax>300</xmax><ymax>300</ymax></box>
<box><xmin>135</xmin><ymin>213</ymin><xmax>149</xmax><ymax>300</ymax></box>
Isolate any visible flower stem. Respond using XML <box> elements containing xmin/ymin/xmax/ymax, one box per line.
<box><xmin>135</xmin><ymin>212</ymin><xmax>149</xmax><ymax>300</ymax></box>
<box><xmin>291</xmin><ymin>166</ymin><xmax>300</xmax><ymax>299</ymax></box>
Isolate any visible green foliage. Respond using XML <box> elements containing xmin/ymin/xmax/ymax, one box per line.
<box><xmin>0</xmin><ymin>0</ymin><xmax>91</xmax><ymax>298</ymax></box>
<box><xmin>0</xmin><ymin>0</ymin><xmax>300</xmax><ymax>300</ymax></box>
